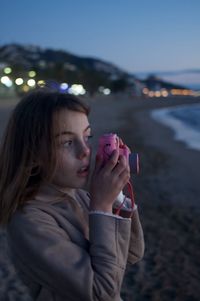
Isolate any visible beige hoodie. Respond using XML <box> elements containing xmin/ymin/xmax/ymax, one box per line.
<box><xmin>7</xmin><ymin>185</ymin><xmax>144</xmax><ymax>301</ymax></box>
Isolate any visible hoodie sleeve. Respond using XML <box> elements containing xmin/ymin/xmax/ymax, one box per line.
<box><xmin>127</xmin><ymin>208</ymin><xmax>145</xmax><ymax>264</ymax></box>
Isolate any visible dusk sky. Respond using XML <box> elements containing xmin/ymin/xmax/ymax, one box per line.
<box><xmin>1</xmin><ymin>0</ymin><xmax>200</xmax><ymax>73</ymax></box>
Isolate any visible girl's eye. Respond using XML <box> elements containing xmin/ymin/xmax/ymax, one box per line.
<box><xmin>85</xmin><ymin>134</ymin><xmax>93</xmax><ymax>142</ymax></box>
<box><xmin>63</xmin><ymin>140</ymin><xmax>73</xmax><ymax>147</ymax></box>
<box><xmin>60</xmin><ymin>135</ymin><xmax>93</xmax><ymax>148</ymax></box>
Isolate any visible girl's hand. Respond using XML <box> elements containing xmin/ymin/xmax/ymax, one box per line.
<box><xmin>89</xmin><ymin>149</ymin><xmax>130</xmax><ymax>213</ymax></box>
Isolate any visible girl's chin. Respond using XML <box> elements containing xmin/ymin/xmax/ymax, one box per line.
<box><xmin>76</xmin><ymin>175</ymin><xmax>90</xmax><ymax>188</ymax></box>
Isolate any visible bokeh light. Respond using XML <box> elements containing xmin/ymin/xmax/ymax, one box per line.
<box><xmin>27</xmin><ymin>79</ymin><xmax>36</xmax><ymax>87</ymax></box>
<box><xmin>15</xmin><ymin>78</ymin><xmax>24</xmax><ymax>85</ymax></box>
<box><xmin>1</xmin><ymin>76</ymin><xmax>13</xmax><ymax>87</ymax></box>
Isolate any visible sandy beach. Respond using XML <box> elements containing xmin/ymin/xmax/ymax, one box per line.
<box><xmin>0</xmin><ymin>94</ymin><xmax>200</xmax><ymax>301</ymax></box>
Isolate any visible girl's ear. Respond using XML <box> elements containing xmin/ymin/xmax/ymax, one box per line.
<box><xmin>31</xmin><ymin>166</ymin><xmax>41</xmax><ymax>176</ymax></box>
<box><xmin>25</xmin><ymin>161</ymin><xmax>41</xmax><ymax>176</ymax></box>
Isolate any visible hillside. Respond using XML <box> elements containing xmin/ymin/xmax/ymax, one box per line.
<box><xmin>0</xmin><ymin>44</ymin><xmax>192</xmax><ymax>96</ymax></box>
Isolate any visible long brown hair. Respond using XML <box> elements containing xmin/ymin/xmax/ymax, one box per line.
<box><xmin>0</xmin><ymin>89</ymin><xmax>90</xmax><ymax>225</ymax></box>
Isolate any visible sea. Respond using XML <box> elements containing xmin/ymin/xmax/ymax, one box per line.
<box><xmin>151</xmin><ymin>103</ymin><xmax>200</xmax><ymax>152</ymax></box>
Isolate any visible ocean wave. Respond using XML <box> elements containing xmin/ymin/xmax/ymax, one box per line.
<box><xmin>151</xmin><ymin>103</ymin><xmax>200</xmax><ymax>152</ymax></box>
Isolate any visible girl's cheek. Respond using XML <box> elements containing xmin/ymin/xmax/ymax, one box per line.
<box><xmin>56</xmin><ymin>149</ymin><xmax>66</xmax><ymax>164</ymax></box>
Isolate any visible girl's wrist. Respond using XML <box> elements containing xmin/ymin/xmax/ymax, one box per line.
<box><xmin>89</xmin><ymin>204</ymin><xmax>113</xmax><ymax>213</ymax></box>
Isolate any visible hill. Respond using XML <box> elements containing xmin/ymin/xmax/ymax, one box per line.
<box><xmin>0</xmin><ymin>44</ymin><xmax>193</xmax><ymax>96</ymax></box>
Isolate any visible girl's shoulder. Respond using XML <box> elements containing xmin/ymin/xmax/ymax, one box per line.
<box><xmin>7</xmin><ymin>188</ymin><xmax>91</xmax><ymax>238</ymax></box>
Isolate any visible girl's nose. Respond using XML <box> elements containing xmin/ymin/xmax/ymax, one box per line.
<box><xmin>77</xmin><ymin>142</ymin><xmax>91</xmax><ymax>159</ymax></box>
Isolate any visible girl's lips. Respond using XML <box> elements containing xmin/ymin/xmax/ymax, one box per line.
<box><xmin>77</xmin><ymin>166</ymin><xmax>89</xmax><ymax>177</ymax></box>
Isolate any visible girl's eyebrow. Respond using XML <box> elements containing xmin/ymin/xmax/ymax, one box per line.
<box><xmin>55</xmin><ymin>125</ymin><xmax>91</xmax><ymax>138</ymax></box>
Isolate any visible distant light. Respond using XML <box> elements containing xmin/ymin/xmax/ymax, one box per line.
<box><xmin>60</xmin><ymin>83</ymin><xmax>68</xmax><ymax>91</ymax></box>
<box><xmin>1</xmin><ymin>76</ymin><xmax>13</xmax><ymax>87</ymax></box>
<box><xmin>15</xmin><ymin>78</ymin><xmax>24</xmax><ymax>85</ymax></box>
<box><xmin>98</xmin><ymin>86</ymin><xmax>105</xmax><ymax>93</ymax></box>
<box><xmin>143</xmin><ymin>87</ymin><xmax>149</xmax><ymax>95</ymax></box>
<box><xmin>148</xmin><ymin>91</ymin><xmax>154</xmax><ymax>97</ymax></box>
<box><xmin>68</xmin><ymin>84</ymin><xmax>86</xmax><ymax>95</ymax></box>
<box><xmin>4</xmin><ymin>67</ymin><xmax>12</xmax><ymax>74</ymax></box>
<box><xmin>171</xmin><ymin>89</ymin><xmax>181</xmax><ymax>95</ymax></box>
<box><xmin>155</xmin><ymin>91</ymin><xmax>161</xmax><ymax>97</ymax></box>
<box><xmin>27</xmin><ymin>79</ymin><xmax>36</xmax><ymax>87</ymax></box>
<box><xmin>161</xmin><ymin>90</ymin><xmax>168</xmax><ymax>97</ymax></box>
<box><xmin>23</xmin><ymin>85</ymin><xmax>30</xmax><ymax>92</ymax></box>
<box><xmin>103</xmin><ymin>88</ymin><xmax>111</xmax><ymax>95</ymax></box>
<box><xmin>194</xmin><ymin>91</ymin><xmax>200</xmax><ymax>97</ymax></box>
<box><xmin>182</xmin><ymin>89</ymin><xmax>193</xmax><ymax>96</ymax></box>
<box><xmin>99</xmin><ymin>86</ymin><xmax>111</xmax><ymax>95</ymax></box>
<box><xmin>37</xmin><ymin>80</ymin><xmax>46</xmax><ymax>87</ymax></box>
<box><xmin>28</xmin><ymin>71</ymin><xmax>36</xmax><ymax>77</ymax></box>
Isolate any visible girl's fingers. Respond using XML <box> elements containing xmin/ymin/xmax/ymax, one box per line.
<box><xmin>112</xmin><ymin>155</ymin><xmax>127</xmax><ymax>174</ymax></box>
<box><xmin>118</xmin><ymin>168</ymin><xmax>130</xmax><ymax>186</ymax></box>
<box><xmin>94</xmin><ymin>154</ymin><xmax>103</xmax><ymax>173</ymax></box>
<box><xmin>119</xmin><ymin>137</ymin><xmax>124</xmax><ymax>146</ymax></box>
<box><xmin>103</xmin><ymin>149</ymin><xmax>119</xmax><ymax>172</ymax></box>
<box><xmin>119</xmin><ymin>137</ymin><xmax>131</xmax><ymax>153</ymax></box>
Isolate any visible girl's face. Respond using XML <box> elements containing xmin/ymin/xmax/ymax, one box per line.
<box><xmin>50</xmin><ymin>109</ymin><xmax>92</xmax><ymax>195</ymax></box>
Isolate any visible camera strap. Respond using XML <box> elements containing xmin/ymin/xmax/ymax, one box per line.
<box><xmin>114</xmin><ymin>181</ymin><xmax>135</xmax><ymax>218</ymax></box>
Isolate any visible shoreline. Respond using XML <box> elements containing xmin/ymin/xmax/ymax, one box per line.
<box><xmin>132</xmin><ymin>100</ymin><xmax>200</xmax><ymax>207</ymax></box>
<box><xmin>150</xmin><ymin>103</ymin><xmax>200</xmax><ymax>152</ymax></box>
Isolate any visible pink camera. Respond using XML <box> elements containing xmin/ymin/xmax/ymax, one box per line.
<box><xmin>97</xmin><ymin>133</ymin><xmax>139</xmax><ymax>174</ymax></box>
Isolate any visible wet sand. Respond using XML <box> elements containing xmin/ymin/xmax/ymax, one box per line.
<box><xmin>1</xmin><ymin>95</ymin><xmax>200</xmax><ymax>300</ymax></box>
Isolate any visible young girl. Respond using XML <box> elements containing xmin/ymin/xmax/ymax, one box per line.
<box><xmin>0</xmin><ymin>90</ymin><xmax>144</xmax><ymax>301</ymax></box>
